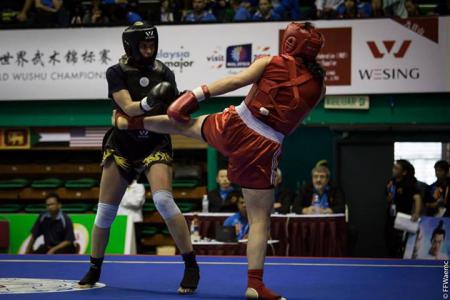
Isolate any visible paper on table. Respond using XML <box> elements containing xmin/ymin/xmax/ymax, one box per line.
<box><xmin>394</xmin><ymin>212</ymin><xmax>420</xmax><ymax>233</ymax></box>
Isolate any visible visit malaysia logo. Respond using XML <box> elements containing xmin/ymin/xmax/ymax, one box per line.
<box><xmin>157</xmin><ymin>46</ymin><xmax>194</xmax><ymax>73</ymax></box>
<box><xmin>226</xmin><ymin>44</ymin><xmax>252</xmax><ymax>68</ymax></box>
<box><xmin>206</xmin><ymin>47</ymin><xmax>225</xmax><ymax>69</ymax></box>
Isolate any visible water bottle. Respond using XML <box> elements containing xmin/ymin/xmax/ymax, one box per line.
<box><xmin>312</xmin><ymin>194</ymin><xmax>321</xmax><ymax>214</ymax></box>
<box><xmin>390</xmin><ymin>203</ymin><xmax>397</xmax><ymax>217</ymax></box>
<box><xmin>190</xmin><ymin>215</ymin><xmax>200</xmax><ymax>242</ymax></box>
<box><xmin>202</xmin><ymin>194</ymin><xmax>209</xmax><ymax>213</ymax></box>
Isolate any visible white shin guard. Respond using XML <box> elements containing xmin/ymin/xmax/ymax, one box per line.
<box><xmin>94</xmin><ymin>202</ymin><xmax>119</xmax><ymax>229</ymax></box>
<box><xmin>153</xmin><ymin>190</ymin><xmax>181</xmax><ymax>220</ymax></box>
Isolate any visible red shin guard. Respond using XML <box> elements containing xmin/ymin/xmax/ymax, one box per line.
<box><xmin>247</xmin><ymin>269</ymin><xmax>284</xmax><ymax>300</ymax></box>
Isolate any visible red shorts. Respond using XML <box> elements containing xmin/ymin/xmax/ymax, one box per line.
<box><xmin>201</xmin><ymin>104</ymin><xmax>283</xmax><ymax>189</ymax></box>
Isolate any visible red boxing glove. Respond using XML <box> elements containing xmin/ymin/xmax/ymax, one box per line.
<box><xmin>167</xmin><ymin>85</ymin><xmax>210</xmax><ymax>123</ymax></box>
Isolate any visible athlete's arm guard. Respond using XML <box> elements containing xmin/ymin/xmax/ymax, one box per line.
<box><xmin>167</xmin><ymin>85</ymin><xmax>210</xmax><ymax>123</ymax></box>
<box><xmin>140</xmin><ymin>81</ymin><xmax>177</xmax><ymax>115</ymax></box>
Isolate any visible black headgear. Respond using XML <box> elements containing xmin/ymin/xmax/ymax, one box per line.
<box><xmin>122</xmin><ymin>22</ymin><xmax>158</xmax><ymax>66</ymax></box>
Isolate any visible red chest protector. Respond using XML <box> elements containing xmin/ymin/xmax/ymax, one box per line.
<box><xmin>244</xmin><ymin>55</ymin><xmax>324</xmax><ymax>136</ymax></box>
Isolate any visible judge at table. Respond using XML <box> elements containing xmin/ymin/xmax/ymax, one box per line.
<box><xmin>223</xmin><ymin>195</ymin><xmax>249</xmax><ymax>240</ymax></box>
<box><xmin>293</xmin><ymin>165</ymin><xmax>345</xmax><ymax>215</ymax></box>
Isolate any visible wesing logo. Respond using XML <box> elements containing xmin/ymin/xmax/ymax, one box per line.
<box><xmin>359</xmin><ymin>40</ymin><xmax>419</xmax><ymax>81</ymax></box>
<box><xmin>226</xmin><ymin>44</ymin><xmax>252</xmax><ymax>68</ymax></box>
<box><xmin>366</xmin><ymin>40</ymin><xmax>411</xmax><ymax>59</ymax></box>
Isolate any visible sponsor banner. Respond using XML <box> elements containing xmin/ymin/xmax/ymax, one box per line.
<box><xmin>349</xmin><ymin>17</ymin><xmax>449</xmax><ymax>94</ymax></box>
<box><xmin>0</xmin><ymin>17</ymin><xmax>448</xmax><ymax>100</ymax></box>
<box><xmin>404</xmin><ymin>216</ymin><xmax>450</xmax><ymax>260</ymax></box>
<box><xmin>0</xmin><ymin>214</ymin><xmax>127</xmax><ymax>254</ymax></box>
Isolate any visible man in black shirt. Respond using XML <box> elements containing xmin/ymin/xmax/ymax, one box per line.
<box><xmin>385</xmin><ymin>159</ymin><xmax>422</xmax><ymax>258</ymax></box>
<box><xmin>425</xmin><ymin>160</ymin><xmax>450</xmax><ymax>217</ymax></box>
<box><xmin>25</xmin><ymin>193</ymin><xmax>76</xmax><ymax>254</ymax></box>
<box><xmin>208</xmin><ymin>169</ymin><xmax>241</xmax><ymax>212</ymax></box>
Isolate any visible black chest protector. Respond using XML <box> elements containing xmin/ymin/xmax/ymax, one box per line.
<box><xmin>115</xmin><ymin>59</ymin><xmax>171</xmax><ymax>142</ymax></box>
<box><xmin>119</xmin><ymin>59</ymin><xmax>167</xmax><ymax>103</ymax></box>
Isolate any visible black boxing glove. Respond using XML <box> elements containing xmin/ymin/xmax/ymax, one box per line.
<box><xmin>140</xmin><ymin>81</ymin><xmax>177</xmax><ymax>114</ymax></box>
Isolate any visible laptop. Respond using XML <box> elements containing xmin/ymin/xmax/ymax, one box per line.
<box><xmin>215</xmin><ymin>223</ymin><xmax>237</xmax><ymax>242</ymax></box>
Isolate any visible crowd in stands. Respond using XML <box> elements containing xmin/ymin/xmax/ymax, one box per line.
<box><xmin>0</xmin><ymin>0</ymin><xmax>448</xmax><ymax>28</ymax></box>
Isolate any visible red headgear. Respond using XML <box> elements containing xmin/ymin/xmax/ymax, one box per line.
<box><xmin>281</xmin><ymin>22</ymin><xmax>324</xmax><ymax>60</ymax></box>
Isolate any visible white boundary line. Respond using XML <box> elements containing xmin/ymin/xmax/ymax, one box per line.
<box><xmin>0</xmin><ymin>259</ymin><xmax>441</xmax><ymax>268</ymax></box>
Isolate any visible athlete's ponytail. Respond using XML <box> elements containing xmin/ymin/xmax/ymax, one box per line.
<box><xmin>304</xmin><ymin>59</ymin><xmax>325</xmax><ymax>82</ymax></box>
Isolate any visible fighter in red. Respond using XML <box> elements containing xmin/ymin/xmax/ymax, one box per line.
<box><xmin>115</xmin><ymin>22</ymin><xmax>326</xmax><ymax>300</ymax></box>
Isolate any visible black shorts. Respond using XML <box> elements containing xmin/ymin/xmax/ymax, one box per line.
<box><xmin>101</xmin><ymin>128</ymin><xmax>173</xmax><ymax>183</ymax></box>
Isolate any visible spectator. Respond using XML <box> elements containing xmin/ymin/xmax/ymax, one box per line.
<box><xmin>273</xmin><ymin>0</ymin><xmax>300</xmax><ymax>20</ymax></box>
<box><xmin>208</xmin><ymin>169</ymin><xmax>241</xmax><ymax>212</ymax></box>
<box><xmin>293</xmin><ymin>165</ymin><xmax>345</xmax><ymax>215</ymax></box>
<box><xmin>252</xmin><ymin>0</ymin><xmax>281</xmax><ymax>20</ymax></box>
<box><xmin>371</xmin><ymin>0</ymin><xmax>383</xmax><ymax>16</ymax></box>
<box><xmin>230</xmin><ymin>0</ymin><xmax>252</xmax><ymax>21</ymax></box>
<box><xmin>273</xmin><ymin>168</ymin><xmax>294</xmax><ymax>214</ymax></box>
<box><xmin>404</xmin><ymin>0</ymin><xmax>420</xmax><ymax>17</ymax></box>
<box><xmin>337</xmin><ymin>0</ymin><xmax>357</xmax><ymax>18</ymax></box>
<box><xmin>161</xmin><ymin>0</ymin><xmax>174</xmax><ymax>23</ymax></box>
<box><xmin>83</xmin><ymin>1</ymin><xmax>109</xmax><ymax>25</ymax></box>
<box><xmin>357</xmin><ymin>0</ymin><xmax>373</xmax><ymax>17</ymax></box>
<box><xmin>70</xmin><ymin>1</ymin><xmax>85</xmax><ymax>25</ymax></box>
<box><xmin>425</xmin><ymin>160</ymin><xmax>450</xmax><ymax>217</ymax></box>
<box><xmin>383</xmin><ymin>0</ymin><xmax>407</xmax><ymax>18</ymax></box>
<box><xmin>117</xmin><ymin>180</ymin><xmax>146</xmax><ymax>222</ymax></box>
<box><xmin>25</xmin><ymin>193</ymin><xmax>77</xmax><ymax>254</ymax></box>
<box><xmin>102</xmin><ymin>0</ymin><xmax>128</xmax><ymax>24</ymax></box>
<box><xmin>212</xmin><ymin>0</ymin><xmax>234</xmax><ymax>22</ymax></box>
<box><xmin>385</xmin><ymin>159</ymin><xmax>422</xmax><ymax>258</ymax></box>
<box><xmin>0</xmin><ymin>0</ymin><xmax>34</xmax><ymax>24</ymax></box>
<box><xmin>315</xmin><ymin>0</ymin><xmax>344</xmax><ymax>18</ymax></box>
<box><xmin>224</xmin><ymin>194</ymin><xmax>249</xmax><ymax>240</ymax></box>
<box><xmin>34</xmin><ymin>0</ymin><xmax>68</xmax><ymax>26</ymax></box>
<box><xmin>183</xmin><ymin>0</ymin><xmax>217</xmax><ymax>22</ymax></box>
<box><xmin>18</xmin><ymin>0</ymin><xmax>34</xmax><ymax>23</ymax></box>
<box><xmin>125</xmin><ymin>1</ymin><xmax>142</xmax><ymax>24</ymax></box>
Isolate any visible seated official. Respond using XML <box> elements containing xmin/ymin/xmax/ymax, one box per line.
<box><xmin>293</xmin><ymin>165</ymin><xmax>345</xmax><ymax>215</ymax></box>
<box><xmin>25</xmin><ymin>193</ymin><xmax>77</xmax><ymax>254</ymax></box>
<box><xmin>273</xmin><ymin>168</ymin><xmax>294</xmax><ymax>214</ymax></box>
<box><xmin>223</xmin><ymin>195</ymin><xmax>249</xmax><ymax>240</ymax></box>
<box><xmin>208</xmin><ymin>168</ymin><xmax>241</xmax><ymax>212</ymax></box>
